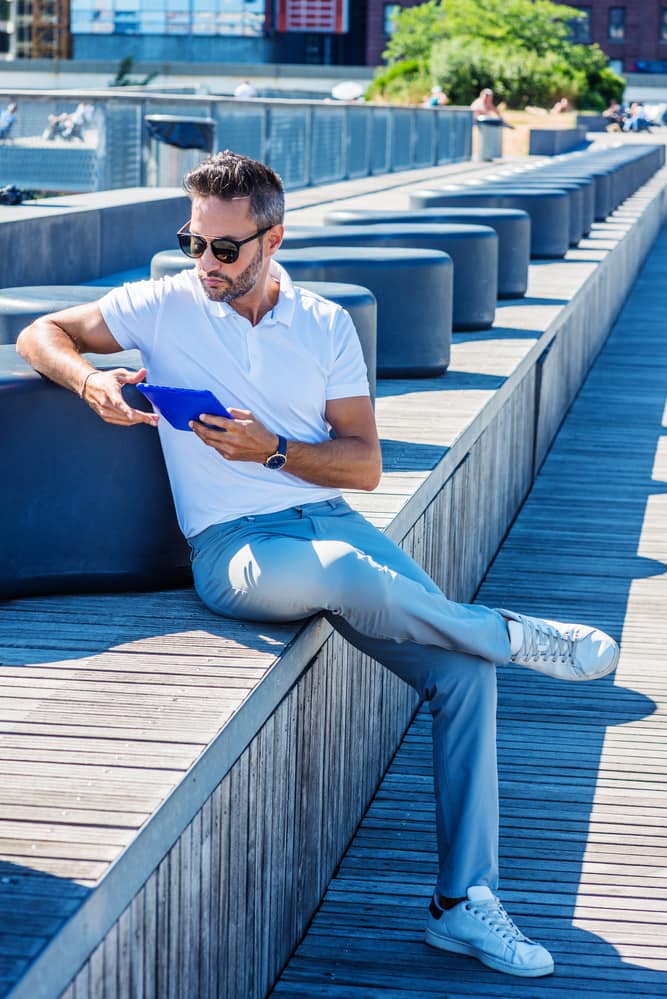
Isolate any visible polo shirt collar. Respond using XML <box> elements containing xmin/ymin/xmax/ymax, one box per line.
<box><xmin>197</xmin><ymin>259</ymin><xmax>296</xmax><ymax>327</ymax></box>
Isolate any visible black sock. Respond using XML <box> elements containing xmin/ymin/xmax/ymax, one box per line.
<box><xmin>438</xmin><ymin>894</ymin><xmax>466</xmax><ymax>910</ymax></box>
<box><xmin>430</xmin><ymin>893</ymin><xmax>466</xmax><ymax>919</ymax></box>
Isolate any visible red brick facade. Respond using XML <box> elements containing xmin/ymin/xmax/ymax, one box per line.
<box><xmin>365</xmin><ymin>1</ymin><xmax>666</xmax><ymax>72</ymax></box>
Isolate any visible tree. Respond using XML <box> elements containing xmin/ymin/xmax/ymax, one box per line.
<box><xmin>384</xmin><ymin>0</ymin><xmax>585</xmax><ymax>65</ymax></box>
<box><xmin>377</xmin><ymin>0</ymin><xmax>624</xmax><ymax>110</ymax></box>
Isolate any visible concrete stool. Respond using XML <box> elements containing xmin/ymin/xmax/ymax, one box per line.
<box><xmin>410</xmin><ymin>188</ymin><xmax>571</xmax><ymax>259</ymax></box>
<box><xmin>479</xmin><ymin>181</ymin><xmax>583</xmax><ymax>244</ymax></box>
<box><xmin>0</xmin><ymin>345</ymin><xmax>189</xmax><ymax>598</ymax></box>
<box><xmin>323</xmin><ymin>207</ymin><xmax>530</xmax><ymax>299</ymax></box>
<box><xmin>282</xmin><ymin>223</ymin><xmax>497</xmax><ymax>331</ymax></box>
<box><xmin>0</xmin><ymin>285</ymin><xmax>114</xmax><ymax>345</ymax></box>
<box><xmin>151</xmin><ymin>250</ymin><xmax>194</xmax><ymax>280</ymax></box>
<box><xmin>533</xmin><ymin>167</ymin><xmax>612</xmax><ymax>221</ymax></box>
<box><xmin>494</xmin><ymin>177</ymin><xmax>593</xmax><ymax>239</ymax></box>
<box><xmin>296</xmin><ymin>282</ymin><xmax>377</xmax><ymax>404</ymax></box>
<box><xmin>276</xmin><ymin>246</ymin><xmax>453</xmax><ymax>378</ymax></box>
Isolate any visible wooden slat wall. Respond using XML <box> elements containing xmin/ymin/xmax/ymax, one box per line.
<box><xmin>4</xmin><ymin>157</ymin><xmax>665</xmax><ymax>999</ymax></box>
<box><xmin>270</xmin><ymin>213</ymin><xmax>667</xmax><ymax>999</ymax></box>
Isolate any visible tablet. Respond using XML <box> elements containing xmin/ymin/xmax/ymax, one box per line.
<box><xmin>136</xmin><ymin>384</ymin><xmax>233</xmax><ymax>431</ymax></box>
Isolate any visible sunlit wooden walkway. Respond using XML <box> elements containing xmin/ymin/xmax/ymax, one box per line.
<box><xmin>271</xmin><ymin>219</ymin><xmax>667</xmax><ymax>994</ymax></box>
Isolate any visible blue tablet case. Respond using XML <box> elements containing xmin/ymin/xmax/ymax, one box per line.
<box><xmin>136</xmin><ymin>384</ymin><xmax>233</xmax><ymax>431</ymax></box>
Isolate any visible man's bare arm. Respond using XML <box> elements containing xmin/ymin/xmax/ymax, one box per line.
<box><xmin>16</xmin><ymin>302</ymin><xmax>158</xmax><ymax>427</ymax></box>
<box><xmin>191</xmin><ymin>395</ymin><xmax>382</xmax><ymax>492</ymax></box>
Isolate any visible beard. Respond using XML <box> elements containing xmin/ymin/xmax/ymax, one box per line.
<box><xmin>198</xmin><ymin>241</ymin><xmax>264</xmax><ymax>303</ymax></box>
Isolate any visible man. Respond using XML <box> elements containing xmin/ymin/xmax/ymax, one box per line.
<box><xmin>470</xmin><ymin>87</ymin><xmax>504</xmax><ymax>122</ymax></box>
<box><xmin>16</xmin><ymin>150</ymin><xmax>619</xmax><ymax>980</ymax></box>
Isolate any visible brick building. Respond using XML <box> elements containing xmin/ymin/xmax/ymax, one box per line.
<box><xmin>565</xmin><ymin>1</ymin><xmax>667</xmax><ymax>73</ymax></box>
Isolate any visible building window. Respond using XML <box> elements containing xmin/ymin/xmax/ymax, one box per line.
<box><xmin>661</xmin><ymin>9</ymin><xmax>667</xmax><ymax>41</ymax></box>
<box><xmin>608</xmin><ymin>7</ymin><xmax>625</xmax><ymax>42</ymax></box>
<box><xmin>384</xmin><ymin>3</ymin><xmax>400</xmax><ymax>37</ymax></box>
<box><xmin>568</xmin><ymin>8</ymin><xmax>591</xmax><ymax>44</ymax></box>
<box><xmin>70</xmin><ymin>0</ymin><xmax>265</xmax><ymax>37</ymax></box>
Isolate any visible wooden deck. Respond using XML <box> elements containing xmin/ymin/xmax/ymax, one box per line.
<box><xmin>2</xmin><ymin>142</ymin><xmax>667</xmax><ymax>998</ymax></box>
<box><xmin>271</xmin><ymin>213</ymin><xmax>667</xmax><ymax>995</ymax></box>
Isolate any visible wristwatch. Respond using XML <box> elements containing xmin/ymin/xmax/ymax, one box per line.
<box><xmin>264</xmin><ymin>434</ymin><xmax>287</xmax><ymax>470</ymax></box>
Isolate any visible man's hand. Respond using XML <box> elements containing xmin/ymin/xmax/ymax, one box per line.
<box><xmin>83</xmin><ymin>366</ymin><xmax>159</xmax><ymax>427</ymax></box>
<box><xmin>190</xmin><ymin>408</ymin><xmax>277</xmax><ymax>463</ymax></box>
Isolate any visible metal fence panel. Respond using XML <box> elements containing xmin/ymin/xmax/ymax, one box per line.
<box><xmin>268</xmin><ymin>108</ymin><xmax>309</xmax><ymax>190</ymax></box>
<box><xmin>370</xmin><ymin>109</ymin><xmax>390</xmax><ymax>175</ymax></box>
<box><xmin>104</xmin><ymin>104</ymin><xmax>142</xmax><ymax>189</ymax></box>
<box><xmin>437</xmin><ymin>111</ymin><xmax>453</xmax><ymax>164</ymax></box>
<box><xmin>0</xmin><ymin>91</ymin><xmax>472</xmax><ymax>194</ymax></box>
<box><xmin>414</xmin><ymin>111</ymin><xmax>435</xmax><ymax>166</ymax></box>
<box><xmin>390</xmin><ymin>108</ymin><xmax>413</xmax><ymax>171</ymax></box>
<box><xmin>215</xmin><ymin>107</ymin><xmax>266</xmax><ymax>161</ymax></box>
<box><xmin>346</xmin><ymin>106</ymin><xmax>371</xmax><ymax>178</ymax></box>
<box><xmin>310</xmin><ymin>108</ymin><xmax>345</xmax><ymax>185</ymax></box>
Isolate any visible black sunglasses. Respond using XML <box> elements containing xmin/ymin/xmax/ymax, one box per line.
<box><xmin>177</xmin><ymin>223</ymin><xmax>273</xmax><ymax>264</ymax></box>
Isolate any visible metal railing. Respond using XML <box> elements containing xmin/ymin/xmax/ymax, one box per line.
<box><xmin>0</xmin><ymin>89</ymin><xmax>472</xmax><ymax>193</ymax></box>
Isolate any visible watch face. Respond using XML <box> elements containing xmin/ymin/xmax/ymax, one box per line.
<box><xmin>266</xmin><ymin>453</ymin><xmax>287</xmax><ymax>470</ymax></box>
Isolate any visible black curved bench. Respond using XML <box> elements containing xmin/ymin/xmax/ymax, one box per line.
<box><xmin>281</xmin><ymin>223</ymin><xmax>497</xmax><ymax>330</ymax></box>
<box><xmin>274</xmin><ymin>246</ymin><xmax>453</xmax><ymax>378</ymax></box>
<box><xmin>323</xmin><ymin>207</ymin><xmax>530</xmax><ymax>299</ymax></box>
<box><xmin>1</xmin><ymin>346</ymin><xmax>189</xmax><ymax>599</ymax></box>
<box><xmin>0</xmin><ymin>285</ymin><xmax>114</xmax><ymax>345</ymax></box>
<box><xmin>409</xmin><ymin>188</ymin><xmax>571</xmax><ymax>259</ymax></box>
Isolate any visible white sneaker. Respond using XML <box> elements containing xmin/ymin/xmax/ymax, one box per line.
<box><xmin>501</xmin><ymin>609</ymin><xmax>619</xmax><ymax>681</ymax></box>
<box><xmin>425</xmin><ymin>886</ymin><xmax>554</xmax><ymax>977</ymax></box>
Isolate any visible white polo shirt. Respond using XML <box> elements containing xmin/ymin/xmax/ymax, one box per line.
<box><xmin>99</xmin><ymin>262</ymin><xmax>370</xmax><ymax>538</ymax></box>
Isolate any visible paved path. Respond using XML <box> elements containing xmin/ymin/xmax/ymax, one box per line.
<box><xmin>271</xmin><ymin>223</ymin><xmax>667</xmax><ymax>993</ymax></box>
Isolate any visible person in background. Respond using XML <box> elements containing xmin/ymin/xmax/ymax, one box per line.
<box><xmin>233</xmin><ymin>80</ymin><xmax>258</xmax><ymax>100</ymax></box>
<box><xmin>0</xmin><ymin>101</ymin><xmax>17</xmax><ymax>140</ymax></box>
<box><xmin>603</xmin><ymin>98</ymin><xmax>625</xmax><ymax>130</ymax></box>
<box><xmin>623</xmin><ymin>101</ymin><xmax>651</xmax><ymax>132</ymax></box>
<box><xmin>550</xmin><ymin>97</ymin><xmax>570</xmax><ymax>114</ymax></box>
<box><xmin>425</xmin><ymin>85</ymin><xmax>449</xmax><ymax>108</ymax></box>
<box><xmin>43</xmin><ymin>101</ymin><xmax>94</xmax><ymax>141</ymax></box>
<box><xmin>470</xmin><ymin>88</ymin><xmax>504</xmax><ymax>122</ymax></box>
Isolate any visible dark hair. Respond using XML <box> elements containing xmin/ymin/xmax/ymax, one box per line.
<box><xmin>183</xmin><ymin>149</ymin><xmax>284</xmax><ymax>227</ymax></box>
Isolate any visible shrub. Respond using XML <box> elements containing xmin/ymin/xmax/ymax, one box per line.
<box><xmin>365</xmin><ymin>58</ymin><xmax>432</xmax><ymax>104</ymax></box>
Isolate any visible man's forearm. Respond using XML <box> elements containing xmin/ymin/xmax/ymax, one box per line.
<box><xmin>16</xmin><ymin>319</ymin><xmax>95</xmax><ymax>397</ymax></box>
<box><xmin>282</xmin><ymin>436</ymin><xmax>382</xmax><ymax>492</ymax></box>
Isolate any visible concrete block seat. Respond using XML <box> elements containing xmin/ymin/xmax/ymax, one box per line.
<box><xmin>497</xmin><ymin>176</ymin><xmax>593</xmax><ymax>237</ymax></box>
<box><xmin>478</xmin><ymin>179</ymin><xmax>587</xmax><ymax>244</ymax></box>
<box><xmin>294</xmin><ymin>282</ymin><xmax>377</xmax><ymax>403</ymax></box>
<box><xmin>0</xmin><ymin>346</ymin><xmax>189</xmax><ymax>599</ymax></box>
<box><xmin>0</xmin><ymin>285</ymin><xmax>114</xmax><ymax>345</ymax></box>
<box><xmin>281</xmin><ymin>223</ymin><xmax>497</xmax><ymax>330</ymax></box>
<box><xmin>149</xmin><ymin>253</ymin><xmax>379</xmax><ymax>399</ymax></box>
<box><xmin>527</xmin><ymin>166</ymin><xmax>614</xmax><ymax>221</ymax></box>
<box><xmin>323</xmin><ymin>207</ymin><xmax>530</xmax><ymax>299</ymax></box>
<box><xmin>275</xmin><ymin>246</ymin><xmax>453</xmax><ymax>378</ymax></box>
<box><xmin>410</xmin><ymin>187</ymin><xmax>571</xmax><ymax>259</ymax></box>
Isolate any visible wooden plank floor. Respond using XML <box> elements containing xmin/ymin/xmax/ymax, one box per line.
<box><xmin>270</xmin><ymin>234</ymin><xmax>667</xmax><ymax>991</ymax></box>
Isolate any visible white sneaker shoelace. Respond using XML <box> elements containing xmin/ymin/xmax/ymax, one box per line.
<box><xmin>464</xmin><ymin>896</ymin><xmax>533</xmax><ymax>946</ymax></box>
<box><xmin>517</xmin><ymin>617</ymin><xmax>576</xmax><ymax>666</ymax></box>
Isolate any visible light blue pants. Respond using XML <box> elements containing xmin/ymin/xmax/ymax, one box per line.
<box><xmin>189</xmin><ymin>497</ymin><xmax>512</xmax><ymax>896</ymax></box>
